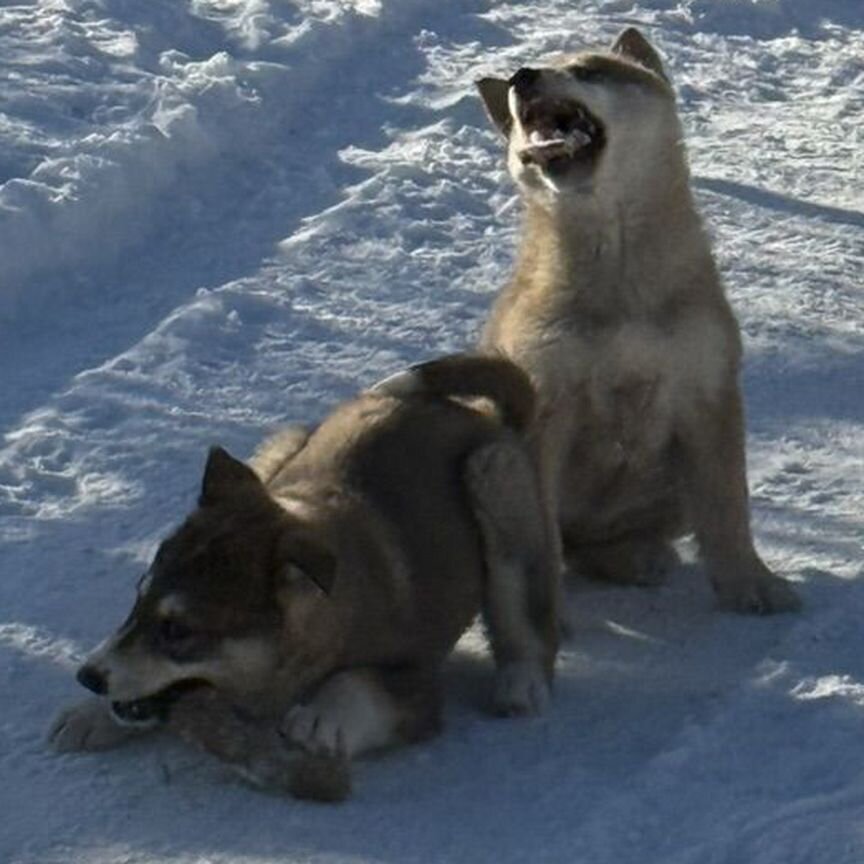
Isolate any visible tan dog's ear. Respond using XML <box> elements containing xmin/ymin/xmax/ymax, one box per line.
<box><xmin>611</xmin><ymin>28</ymin><xmax>669</xmax><ymax>82</ymax></box>
<box><xmin>476</xmin><ymin>77</ymin><xmax>513</xmax><ymax>136</ymax></box>
<box><xmin>278</xmin><ymin>529</ymin><xmax>337</xmax><ymax>596</ymax></box>
<box><xmin>200</xmin><ymin>446</ymin><xmax>263</xmax><ymax>506</ymax></box>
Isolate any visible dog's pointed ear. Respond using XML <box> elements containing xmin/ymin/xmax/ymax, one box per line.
<box><xmin>476</xmin><ymin>77</ymin><xmax>513</xmax><ymax>136</ymax></box>
<box><xmin>611</xmin><ymin>28</ymin><xmax>669</xmax><ymax>82</ymax></box>
<box><xmin>200</xmin><ymin>446</ymin><xmax>263</xmax><ymax>506</ymax></box>
<box><xmin>278</xmin><ymin>529</ymin><xmax>337</xmax><ymax>597</ymax></box>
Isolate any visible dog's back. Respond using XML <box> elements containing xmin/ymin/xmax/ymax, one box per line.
<box><xmin>259</xmin><ymin>355</ymin><xmax>542</xmax><ymax>660</ymax></box>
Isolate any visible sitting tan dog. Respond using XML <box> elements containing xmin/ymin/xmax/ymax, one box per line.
<box><xmin>476</xmin><ymin>28</ymin><xmax>799</xmax><ymax>613</ymax></box>
<box><xmin>51</xmin><ymin>355</ymin><xmax>558</xmax><ymax>799</ymax></box>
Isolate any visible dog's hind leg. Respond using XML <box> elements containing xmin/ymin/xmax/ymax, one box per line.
<box><xmin>465</xmin><ymin>438</ymin><xmax>559</xmax><ymax>716</ymax></box>
<box><xmin>282</xmin><ymin>666</ymin><xmax>442</xmax><ymax>759</ymax></box>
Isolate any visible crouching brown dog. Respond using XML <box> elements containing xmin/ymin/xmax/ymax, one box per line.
<box><xmin>50</xmin><ymin>355</ymin><xmax>558</xmax><ymax>800</ymax></box>
<box><xmin>475</xmin><ymin>28</ymin><xmax>800</xmax><ymax>614</ymax></box>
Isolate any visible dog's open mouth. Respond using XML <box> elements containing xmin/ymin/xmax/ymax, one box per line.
<box><xmin>516</xmin><ymin>98</ymin><xmax>605</xmax><ymax>172</ymax></box>
<box><xmin>110</xmin><ymin>680</ymin><xmax>203</xmax><ymax>727</ymax></box>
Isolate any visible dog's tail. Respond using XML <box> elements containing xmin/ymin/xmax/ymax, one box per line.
<box><xmin>370</xmin><ymin>353</ymin><xmax>535</xmax><ymax>432</ymax></box>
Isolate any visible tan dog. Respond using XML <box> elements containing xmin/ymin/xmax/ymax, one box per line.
<box><xmin>50</xmin><ymin>355</ymin><xmax>558</xmax><ymax>798</ymax></box>
<box><xmin>476</xmin><ymin>28</ymin><xmax>799</xmax><ymax>613</ymax></box>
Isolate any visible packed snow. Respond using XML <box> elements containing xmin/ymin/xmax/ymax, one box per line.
<box><xmin>1</xmin><ymin>1</ymin><xmax>862</xmax><ymax>862</ymax></box>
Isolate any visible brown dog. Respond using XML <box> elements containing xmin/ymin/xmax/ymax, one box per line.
<box><xmin>50</xmin><ymin>355</ymin><xmax>558</xmax><ymax>797</ymax></box>
<box><xmin>476</xmin><ymin>28</ymin><xmax>799</xmax><ymax>613</ymax></box>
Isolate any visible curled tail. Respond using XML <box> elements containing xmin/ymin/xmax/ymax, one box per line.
<box><xmin>370</xmin><ymin>353</ymin><xmax>535</xmax><ymax>432</ymax></box>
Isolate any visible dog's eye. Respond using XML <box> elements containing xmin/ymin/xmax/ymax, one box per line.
<box><xmin>159</xmin><ymin>619</ymin><xmax>195</xmax><ymax>644</ymax></box>
<box><xmin>570</xmin><ymin>65</ymin><xmax>604</xmax><ymax>83</ymax></box>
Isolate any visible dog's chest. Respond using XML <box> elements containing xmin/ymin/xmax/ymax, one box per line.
<box><xmin>541</xmin><ymin>315</ymin><xmax>725</xmax><ymax>448</ymax></box>
<box><xmin>578</xmin><ymin>324</ymin><xmax>675</xmax><ymax>452</ymax></box>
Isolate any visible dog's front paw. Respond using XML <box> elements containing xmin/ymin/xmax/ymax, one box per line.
<box><xmin>49</xmin><ymin>698</ymin><xmax>137</xmax><ymax>753</ymax></box>
<box><xmin>714</xmin><ymin>564</ymin><xmax>801</xmax><ymax>615</ymax></box>
<box><xmin>281</xmin><ymin>672</ymin><xmax>398</xmax><ymax>759</ymax></box>
<box><xmin>494</xmin><ymin>660</ymin><xmax>550</xmax><ymax>716</ymax></box>
<box><xmin>282</xmin><ymin>704</ymin><xmax>351</xmax><ymax>758</ymax></box>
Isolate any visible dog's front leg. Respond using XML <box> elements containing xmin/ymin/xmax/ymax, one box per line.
<box><xmin>282</xmin><ymin>667</ymin><xmax>441</xmax><ymax>760</ymax></box>
<box><xmin>49</xmin><ymin>697</ymin><xmax>155</xmax><ymax>753</ymax></box>
<box><xmin>677</xmin><ymin>386</ymin><xmax>800</xmax><ymax>613</ymax></box>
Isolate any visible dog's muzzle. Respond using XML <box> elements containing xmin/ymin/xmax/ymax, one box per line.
<box><xmin>77</xmin><ymin>664</ymin><xmax>108</xmax><ymax>696</ymax></box>
<box><xmin>509</xmin><ymin>80</ymin><xmax>605</xmax><ymax>170</ymax></box>
<box><xmin>110</xmin><ymin>681</ymin><xmax>203</xmax><ymax>728</ymax></box>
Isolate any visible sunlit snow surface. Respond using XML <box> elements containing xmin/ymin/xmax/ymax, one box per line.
<box><xmin>1</xmin><ymin>1</ymin><xmax>862</xmax><ymax>862</ymax></box>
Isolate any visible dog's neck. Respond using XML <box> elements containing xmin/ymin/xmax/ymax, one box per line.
<box><xmin>513</xmin><ymin>179</ymin><xmax>718</xmax><ymax>318</ymax></box>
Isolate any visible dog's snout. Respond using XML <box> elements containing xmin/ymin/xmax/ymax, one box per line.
<box><xmin>510</xmin><ymin>67</ymin><xmax>542</xmax><ymax>95</ymax></box>
<box><xmin>77</xmin><ymin>664</ymin><xmax>108</xmax><ymax>695</ymax></box>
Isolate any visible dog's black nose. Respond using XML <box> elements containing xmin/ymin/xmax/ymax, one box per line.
<box><xmin>77</xmin><ymin>664</ymin><xmax>108</xmax><ymax>695</ymax></box>
<box><xmin>509</xmin><ymin>67</ymin><xmax>542</xmax><ymax>95</ymax></box>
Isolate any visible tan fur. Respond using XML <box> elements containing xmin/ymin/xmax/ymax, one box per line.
<box><xmin>477</xmin><ymin>28</ymin><xmax>799</xmax><ymax>613</ymax></box>
<box><xmin>250</xmin><ymin>424</ymin><xmax>310</xmax><ymax>484</ymax></box>
<box><xmin>50</xmin><ymin>355</ymin><xmax>558</xmax><ymax>798</ymax></box>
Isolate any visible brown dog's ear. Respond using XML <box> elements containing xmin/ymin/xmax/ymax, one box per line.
<box><xmin>278</xmin><ymin>529</ymin><xmax>337</xmax><ymax>597</ymax></box>
<box><xmin>199</xmin><ymin>446</ymin><xmax>263</xmax><ymax>506</ymax></box>
<box><xmin>611</xmin><ymin>28</ymin><xmax>669</xmax><ymax>82</ymax></box>
<box><xmin>476</xmin><ymin>77</ymin><xmax>513</xmax><ymax>136</ymax></box>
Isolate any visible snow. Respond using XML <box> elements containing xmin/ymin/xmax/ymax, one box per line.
<box><xmin>1</xmin><ymin>0</ymin><xmax>862</xmax><ymax>862</ymax></box>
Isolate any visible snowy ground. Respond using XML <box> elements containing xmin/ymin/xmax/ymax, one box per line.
<box><xmin>1</xmin><ymin>0</ymin><xmax>862</xmax><ymax>862</ymax></box>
